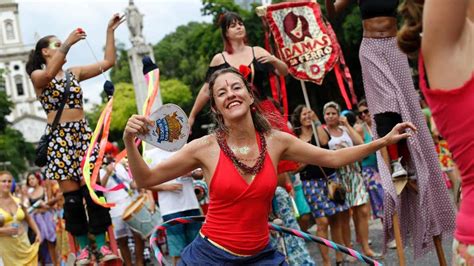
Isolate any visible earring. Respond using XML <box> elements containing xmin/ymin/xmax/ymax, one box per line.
<box><xmin>251</xmin><ymin>104</ymin><xmax>256</xmax><ymax>113</ymax></box>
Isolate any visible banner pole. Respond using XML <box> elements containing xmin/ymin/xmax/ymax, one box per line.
<box><xmin>300</xmin><ymin>80</ymin><xmax>320</xmax><ymax>147</ymax></box>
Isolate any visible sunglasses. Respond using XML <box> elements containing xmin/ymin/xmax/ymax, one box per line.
<box><xmin>358</xmin><ymin>109</ymin><xmax>369</xmax><ymax>117</ymax></box>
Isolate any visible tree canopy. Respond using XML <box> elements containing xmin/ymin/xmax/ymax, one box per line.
<box><xmin>107</xmin><ymin>0</ymin><xmax>366</xmax><ymax>138</ymax></box>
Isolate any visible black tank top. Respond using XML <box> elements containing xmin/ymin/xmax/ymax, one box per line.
<box><xmin>205</xmin><ymin>47</ymin><xmax>274</xmax><ymax>101</ymax></box>
<box><xmin>300</xmin><ymin>135</ymin><xmax>335</xmax><ymax>181</ymax></box>
<box><xmin>359</xmin><ymin>0</ymin><xmax>398</xmax><ymax>20</ymax></box>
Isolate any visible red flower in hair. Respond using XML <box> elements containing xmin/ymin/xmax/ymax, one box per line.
<box><xmin>239</xmin><ymin>65</ymin><xmax>251</xmax><ymax>79</ymax></box>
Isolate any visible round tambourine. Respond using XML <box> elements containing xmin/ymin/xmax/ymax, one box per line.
<box><xmin>138</xmin><ymin>104</ymin><xmax>190</xmax><ymax>151</ymax></box>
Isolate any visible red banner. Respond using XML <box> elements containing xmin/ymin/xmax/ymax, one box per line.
<box><xmin>264</xmin><ymin>1</ymin><xmax>340</xmax><ymax>85</ymax></box>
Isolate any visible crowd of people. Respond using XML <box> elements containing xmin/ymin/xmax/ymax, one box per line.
<box><xmin>1</xmin><ymin>0</ymin><xmax>472</xmax><ymax>265</ymax></box>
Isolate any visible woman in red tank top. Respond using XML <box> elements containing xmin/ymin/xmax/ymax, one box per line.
<box><xmin>123</xmin><ymin>68</ymin><xmax>415</xmax><ymax>265</ymax></box>
<box><xmin>398</xmin><ymin>0</ymin><xmax>474</xmax><ymax>264</ymax></box>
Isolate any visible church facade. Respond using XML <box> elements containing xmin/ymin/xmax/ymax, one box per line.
<box><xmin>0</xmin><ymin>0</ymin><xmax>46</xmax><ymax>143</ymax></box>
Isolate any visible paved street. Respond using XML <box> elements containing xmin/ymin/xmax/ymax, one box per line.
<box><xmin>306</xmin><ymin>219</ymin><xmax>453</xmax><ymax>265</ymax></box>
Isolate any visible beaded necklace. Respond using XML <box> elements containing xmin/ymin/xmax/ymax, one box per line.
<box><xmin>216</xmin><ymin>130</ymin><xmax>267</xmax><ymax>175</ymax></box>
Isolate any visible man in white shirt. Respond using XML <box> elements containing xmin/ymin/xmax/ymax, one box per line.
<box><xmin>144</xmin><ymin>147</ymin><xmax>201</xmax><ymax>266</ymax></box>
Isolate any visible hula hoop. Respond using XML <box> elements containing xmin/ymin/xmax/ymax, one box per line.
<box><xmin>149</xmin><ymin>216</ymin><xmax>382</xmax><ymax>266</ymax></box>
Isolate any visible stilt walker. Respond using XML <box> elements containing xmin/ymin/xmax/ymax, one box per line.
<box><xmin>322</xmin><ymin>0</ymin><xmax>456</xmax><ymax>263</ymax></box>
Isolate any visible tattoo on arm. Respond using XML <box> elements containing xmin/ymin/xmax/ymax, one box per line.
<box><xmin>59</xmin><ymin>42</ymin><xmax>71</xmax><ymax>54</ymax></box>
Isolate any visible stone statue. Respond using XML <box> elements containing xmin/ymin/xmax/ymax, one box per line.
<box><xmin>126</xmin><ymin>0</ymin><xmax>145</xmax><ymax>45</ymax></box>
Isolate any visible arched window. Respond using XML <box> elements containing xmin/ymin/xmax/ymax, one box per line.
<box><xmin>4</xmin><ymin>20</ymin><xmax>15</xmax><ymax>40</ymax></box>
<box><xmin>15</xmin><ymin>75</ymin><xmax>24</xmax><ymax>96</ymax></box>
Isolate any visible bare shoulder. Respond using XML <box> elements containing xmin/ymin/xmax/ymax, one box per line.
<box><xmin>253</xmin><ymin>46</ymin><xmax>270</xmax><ymax>56</ymax></box>
<box><xmin>186</xmin><ymin>134</ymin><xmax>217</xmax><ymax>150</ymax></box>
<box><xmin>210</xmin><ymin>53</ymin><xmax>225</xmax><ymax>67</ymax></box>
<box><xmin>265</xmin><ymin>129</ymin><xmax>293</xmax><ymax>149</ymax></box>
<box><xmin>354</xmin><ymin>123</ymin><xmax>363</xmax><ymax>133</ymax></box>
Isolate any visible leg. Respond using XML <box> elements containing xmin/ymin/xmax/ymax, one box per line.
<box><xmin>117</xmin><ymin>237</ymin><xmax>133</xmax><ymax>266</ymax></box>
<box><xmin>47</xmin><ymin>241</ymin><xmax>59</xmax><ymax>266</ymax></box>
<box><xmin>315</xmin><ymin>217</ymin><xmax>331</xmax><ymax>266</ymax></box>
<box><xmin>340</xmin><ymin>209</ymin><xmax>352</xmax><ymax>249</ymax></box>
<box><xmin>353</xmin><ymin>203</ymin><xmax>376</xmax><ymax>256</ymax></box>
<box><xmin>132</xmin><ymin>231</ymin><xmax>145</xmax><ymax>266</ymax></box>
<box><xmin>297</xmin><ymin>213</ymin><xmax>312</xmax><ymax>232</ymax></box>
<box><xmin>80</xmin><ymin>186</ymin><xmax>116</xmax><ymax>262</ymax></box>
<box><xmin>328</xmin><ymin>212</ymin><xmax>345</xmax><ymax>263</ymax></box>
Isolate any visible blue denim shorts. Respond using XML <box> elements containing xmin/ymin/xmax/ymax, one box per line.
<box><xmin>179</xmin><ymin>233</ymin><xmax>288</xmax><ymax>265</ymax></box>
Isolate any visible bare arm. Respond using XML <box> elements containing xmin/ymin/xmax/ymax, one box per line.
<box><xmin>99</xmin><ymin>164</ymin><xmax>115</xmax><ymax>187</ymax></box>
<box><xmin>123</xmin><ymin>115</ymin><xmax>202</xmax><ymax>188</ymax></box>
<box><xmin>188</xmin><ymin>82</ymin><xmax>210</xmax><ymax>128</ymax></box>
<box><xmin>31</xmin><ymin>30</ymin><xmax>86</xmax><ymax>92</ymax></box>
<box><xmin>72</xmin><ymin>14</ymin><xmax>125</xmax><ymax>82</ymax></box>
<box><xmin>24</xmin><ymin>206</ymin><xmax>41</xmax><ymax>242</ymax></box>
<box><xmin>188</xmin><ymin>54</ymin><xmax>225</xmax><ymax>128</ymax></box>
<box><xmin>423</xmin><ymin>0</ymin><xmax>469</xmax><ymax>53</ymax></box>
<box><xmin>281</xmin><ymin>122</ymin><xmax>415</xmax><ymax>168</ymax></box>
<box><xmin>324</xmin><ymin>0</ymin><xmax>353</xmax><ymax>19</ymax></box>
<box><xmin>255</xmin><ymin>46</ymin><xmax>289</xmax><ymax>76</ymax></box>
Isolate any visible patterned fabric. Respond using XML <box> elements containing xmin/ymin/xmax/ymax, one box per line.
<box><xmin>338</xmin><ymin>161</ymin><xmax>369</xmax><ymax>207</ymax></box>
<box><xmin>453</xmin><ymin>238</ymin><xmax>474</xmax><ymax>266</ymax></box>
<box><xmin>38</xmin><ymin>71</ymin><xmax>83</xmax><ymax>113</ymax></box>
<box><xmin>31</xmin><ymin>210</ymin><xmax>57</xmax><ymax>243</ymax></box>
<box><xmin>44</xmin><ymin>119</ymin><xmax>98</xmax><ymax>181</ymax></box>
<box><xmin>436</xmin><ymin>140</ymin><xmax>456</xmax><ymax>172</ymax></box>
<box><xmin>359</xmin><ymin>37</ymin><xmax>456</xmax><ymax>258</ymax></box>
<box><xmin>271</xmin><ymin>187</ymin><xmax>315</xmax><ymax>265</ymax></box>
<box><xmin>302</xmin><ymin>174</ymin><xmax>350</xmax><ymax>218</ymax></box>
<box><xmin>362</xmin><ymin>166</ymin><xmax>384</xmax><ymax>219</ymax></box>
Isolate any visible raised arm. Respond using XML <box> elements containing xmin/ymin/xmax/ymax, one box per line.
<box><xmin>280</xmin><ymin>122</ymin><xmax>416</xmax><ymax>168</ymax></box>
<box><xmin>30</xmin><ymin>30</ymin><xmax>86</xmax><ymax>92</ymax></box>
<box><xmin>72</xmin><ymin>13</ymin><xmax>125</xmax><ymax>82</ymax></box>
<box><xmin>123</xmin><ymin>115</ymin><xmax>201</xmax><ymax>188</ymax></box>
<box><xmin>255</xmin><ymin>46</ymin><xmax>288</xmax><ymax>76</ymax></box>
<box><xmin>340</xmin><ymin>117</ymin><xmax>363</xmax><ymax>145</ymax></box>
<box><xmin>423</xmin><ymin>0</ymin><xmax>470</xmax><ymax>53</ymax></box>
<box><xmin>188</xmin><ymin>54</ymin><xmax>224</xmax><ymax>129</ymax></box>
<box><xmin>324</xmin><ymin>0</ymin><xmax>353</xmax><ymax>19</ymax></box>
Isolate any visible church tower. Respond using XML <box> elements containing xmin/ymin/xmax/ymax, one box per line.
<box><xmin>0</xmin><ymin>0</ymin><xmax>46</xmax><ymax>143</ymax></box>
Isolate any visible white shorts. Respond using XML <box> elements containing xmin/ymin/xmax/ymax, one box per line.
<box><xmin>112</xmin><ymin>216</ymin><xmax>133</xmax><ymax>239</ymax></box>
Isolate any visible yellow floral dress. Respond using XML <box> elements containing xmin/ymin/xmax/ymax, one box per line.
<box><xmin>0</xmin><ymin>196</ymin><xmax>39</xmax><ymax>266</ymax></box>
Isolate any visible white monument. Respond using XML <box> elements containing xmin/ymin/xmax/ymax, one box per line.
<box><xmin>0</xmin><ymin>0</ymin><xmax>47</xmax><ymax>143</ymax></box>
<box><xmin>126</xmin><ymin>0</ymin><xmax>162</xmax><ymax>114</ymax></box>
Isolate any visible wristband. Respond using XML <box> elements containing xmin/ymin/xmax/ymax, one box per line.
<box><xmin>285</xmin><ymin>182</ymin><xmax>293</xmax><ymax>193</ymax></box>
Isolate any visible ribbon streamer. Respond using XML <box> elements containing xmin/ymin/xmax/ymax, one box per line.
<box><xmin>149</xmin><ymin>216</ymin><xmax>382</xmax><ymax>266</ymax></box>
<box><xmin>82</xmin><ymin>97</ymin><xmax>115</xmax><ymax>207</ymax></box>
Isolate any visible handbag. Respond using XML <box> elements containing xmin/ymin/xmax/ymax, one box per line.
<box><xmin>327</xmin><ymin>175</ymin><xmax>346</xmax><ymax>205</ymax></box>
<box><xmin>320</xmin><ymin>128</ymin><xmax>347</xmax><ymax>204</ymax></box>
<box><xmin>35</xmin><ymin>71</ymin><xmax>72</xmax><ymax>167</ymax></box>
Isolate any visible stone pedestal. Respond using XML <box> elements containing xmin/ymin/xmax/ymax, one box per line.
<box><xmin>127</xmin><ymin>43</ymin><xmax>162</xmax><ymax>114</ymax></box>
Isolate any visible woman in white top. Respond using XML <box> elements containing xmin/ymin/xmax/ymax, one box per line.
<box><xmin>323</xmin><ymin>101</ymin><xmax>381</xmax><ymax>259</ymax></box>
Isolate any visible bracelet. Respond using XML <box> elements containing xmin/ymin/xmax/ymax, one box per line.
<box><xmin>59</xmin><ymin>42</ymin><xmax>71</xmax><ymax>54</ymax></box>
<box><xmin>284</xmin><ymin>182</ymin><xmax>293</xmax><ymax>193</ymax></box>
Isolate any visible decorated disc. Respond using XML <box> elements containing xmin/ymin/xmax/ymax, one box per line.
<box><xmin>138</xmin><ymin>104</ymin><xmax>190</xmax><ymax>151</ymax></box>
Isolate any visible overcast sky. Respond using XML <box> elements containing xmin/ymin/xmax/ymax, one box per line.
<box><xmin>17</xmin><ymin>0</ymin><xmax>212</xmax><ymax>109</ymax></box>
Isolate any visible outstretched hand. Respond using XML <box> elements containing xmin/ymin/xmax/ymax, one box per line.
<box><xmin>108</xmin><ymin>13</ymin><xmax>126</xmax><ymax>31</ymax></box>
<box><xmin>384</xmin><ymin>122</ymin><xmax>417</xmax><ymax>145</ymax></box>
